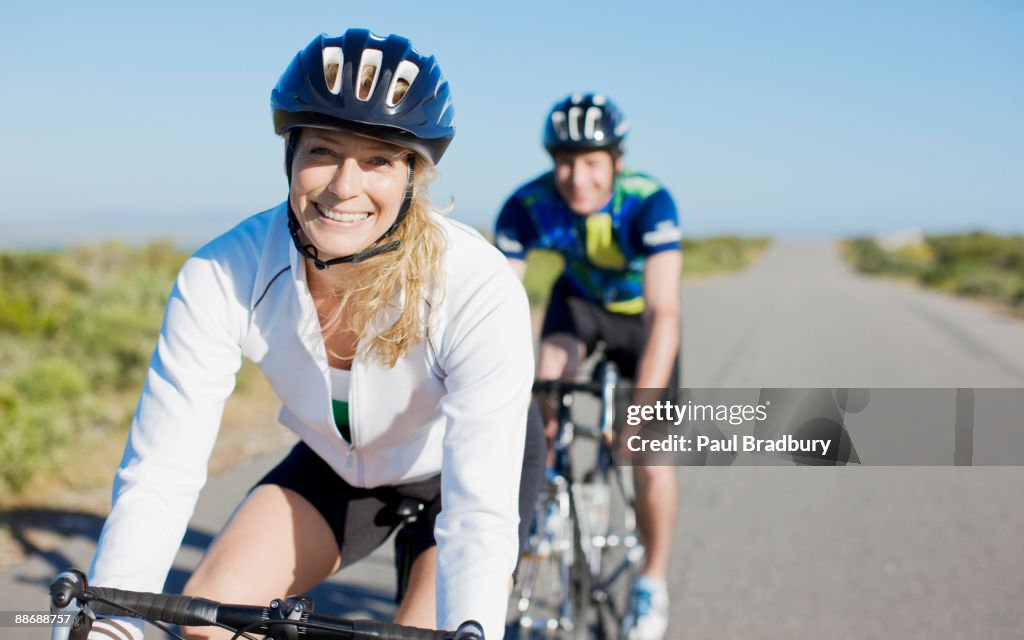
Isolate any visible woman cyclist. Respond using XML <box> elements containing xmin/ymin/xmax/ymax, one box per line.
<box><xmin>85</xmin><ymin>28</ymin><xmax>542</xmax><ymax>640</ymax></box>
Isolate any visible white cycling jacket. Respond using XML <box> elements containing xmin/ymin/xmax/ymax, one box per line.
<box><xmin>88</xmin><ymin>203</ymin><xmax>534</xmax><ymax>639</ymax></box>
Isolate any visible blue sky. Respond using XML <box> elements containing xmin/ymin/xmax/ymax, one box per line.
<box><xmin>1</xmin><ymin>0</ymin><xmax>1021</xmax><ymax>247</ymax></box>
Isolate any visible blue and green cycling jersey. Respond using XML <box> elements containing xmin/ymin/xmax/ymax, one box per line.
<box><xmin>494</xmin><ymin>169</ymin><xmax>681</xmax><ymax>314</ymax></box>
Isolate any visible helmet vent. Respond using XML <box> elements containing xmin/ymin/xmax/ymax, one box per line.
<box><xmin>567</xmin><ymin>106</ymin><xmax>583</xmax><ymax>140</ymax></box>
<box><xmin>322</xmin><ymin>47</ymin><xmax>343</xmax><ymax>95</ymax></box>
<box><xmin>386</xmin><ymin>60</ymin><xmax>420</xmax><ymax>107</ymax></box>
<box><xmin>585</xmin><ymin>106</ymin><xmax>603</xmax><ymax>140</ymax></box>
<box><xmin>356</xmin><ymin>49</ymin><xmax>383</xmax><ymax>101</ymax></box>
<box><xmin>550</xmin><ymin>111</ymin><xmax>568</xmax><ymax>140</ymax></box>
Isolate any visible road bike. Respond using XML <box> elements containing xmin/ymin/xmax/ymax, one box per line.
<box><xmin>509</xmin><ymin>356</ymin><xmax>644</xmax><ymax>640</ymax></box>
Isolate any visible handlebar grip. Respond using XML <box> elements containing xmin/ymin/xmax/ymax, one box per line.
<box><xmin>340</xmin><ymin>619</ymin><xmax>455</xmax><ymax>640</ymax></box>
<box><xmin>87</xmin><ymin>587</ymin><xmax>219</xmax><ymax>627</ymax></box>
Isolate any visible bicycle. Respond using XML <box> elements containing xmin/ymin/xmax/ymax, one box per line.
<box><xmin>48</xmin><ymin>568</ymin><xmax>485</xmax><ymax>640</ymax></box>
<box><xmin>509</xmin><ymin>355</ymin><xmax>644</xmax><ymax>640</ymax></box>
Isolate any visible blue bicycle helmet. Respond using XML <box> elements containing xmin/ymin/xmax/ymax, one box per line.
<box><xmin>272</xmin><ymin>29</ymin><xmax>455</xmax><ymax>268</ymax></box>
<box><xmin>272</xmin><ymin>28</ymin><xmax>455</xmax><ymax>165</ymax></box>
<box><xmin>543</xmin><ymin>92</ymin><xmax>629</xmax><ymax>156</ymax></box>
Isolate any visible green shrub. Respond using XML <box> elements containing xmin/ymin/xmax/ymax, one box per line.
<box><xmin>846</xmin><ymin>232</ymin><xmax>1024</xmax><ymax>312</ymax></box>
<box><xmin>929</xmin><ymin>233</ymin><xmax>1024</xmax><ymax>272</ymax></box>
<box><xmin>952</xmin><ymin>268</ymin><xmax>1024</xmax><ymax>304</ymax></box>
<box><xmin>0</xmin><ymin>241</ymin><xmax>188</xmax><ymax>499</ymax></box>
<box><xmin>0</xmin><ymin>398</ymin><xmax>80</xmax><ymax>492</ymax></box>
<box><xmin>845</xmin><ymin>238</ymin><xmax>934</xmax><ymax>278</ymax></box>
<box><xmin>12</xmin><ymin>358</ymin><xmax>88</xmax><ymax>403</ymax></box>
<box><xmin>683</xmin><ymin>236</ymin><xmax>770</xmax><ymax>276</ymax></box>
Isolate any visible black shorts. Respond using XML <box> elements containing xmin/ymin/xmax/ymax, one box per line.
<box><xmin>255</xmin><ymin>403</ymin><xmax>546</xmax><ymax>574</ymax></box>
<box><xmin>541</xmin><ymin>276</ymin><xmax>681</xmax><ymax>386</ymax></box>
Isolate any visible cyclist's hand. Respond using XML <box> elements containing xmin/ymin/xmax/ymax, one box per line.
<box><xmin>602</xmin><ymin>426</ymin><xmax>615</xmax><ymax>449</ymax></box>
<box><xmin>536</xmin><ymin>392</ymin><xmax>560</xmax><ymax>441</ymax></box>
<box><xmin>617</xmin><ymin>388</ymin><xmax>666</xmax><ymax>462</ymax></box>
<box><xmin>84</xmin><ymin>616</ymin><xmax>144</xmax><ymax>640</ymax></box>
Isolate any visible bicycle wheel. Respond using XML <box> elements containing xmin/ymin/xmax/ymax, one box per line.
<box><xmin>567</xmin><ymin>481</ymin><xmax>593</xmax><ymax>640</ymax></box>
<box><xmin>579</xmin><ymin>452</ymin><xmax>645</xmax><ymax>640</ymax></box>
<box><xmin>509</xmin><ymin>482</ymin><xmax>579</xmax><ymax>639</ymax></box>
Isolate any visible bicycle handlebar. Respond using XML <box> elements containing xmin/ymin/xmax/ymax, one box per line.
<box><xmin>49</xmin><ymin>570</ymin><xmax>483</xmax><ymax>640</ymax></box>
<box><xmin>533</xmin><ymin>359</ymin><xmax>620</xmax><ymax>438</ymax></box>
<box><xmin>531</xmin><ymin>379</ymin><xmax>604</xmax><ymax>395</ymax></box>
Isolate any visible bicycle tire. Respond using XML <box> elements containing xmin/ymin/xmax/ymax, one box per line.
<box><xmin>580</xmin><ymin>449</ymin><xmax>645</xmax><ymax>640</ymax></box>
<box><xmin>567</xmin><ymin>482</ymin><xmax>592</xmax><ymax>640</ymax></box>
<box><xmin>507</xmin><ymin>485</ymin><xmax>566</xmax><ymax>639</ymax></box>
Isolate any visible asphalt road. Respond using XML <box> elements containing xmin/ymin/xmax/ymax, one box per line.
<box><xmin>670</xmin><ymin>240</ymin><xmax>1024</xmax><ymax>639</ymax></box>
<box><xmin>3</xmin><ymin>239</ymin><xmax>1023</xmax><ymax>639</ymax></box>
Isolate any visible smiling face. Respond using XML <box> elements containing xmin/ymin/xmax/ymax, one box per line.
<box><xmin>289</xmin><ymin>128</ymin><xmax>411</xmax><ymax>260</ymax></box>
<box><xmin>552</xmin><ymin>149</ymin><xmax>622</xmax><ymax>215</ymax></box>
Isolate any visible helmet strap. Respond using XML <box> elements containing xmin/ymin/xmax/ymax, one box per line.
<box><xmin>286</xmin><ymin>153</ymin><xmax>416</xmax><ymax>270</ymax></box>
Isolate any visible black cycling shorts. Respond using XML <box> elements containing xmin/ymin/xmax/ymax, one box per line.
<box><xmin>541</xmin><ymin>276</ymin><xmax>680</xmax><ymax>386</ymax></box>
<box><xmin>255</xmin><ymin>403</ymin><xmax>546</xmax><ymax>574</ymax></box>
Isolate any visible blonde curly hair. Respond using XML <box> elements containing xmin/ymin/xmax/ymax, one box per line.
<box><xmin>312</xmin><ymin>156</ymin><xmax>448</xmax><ymax>368</ymax></box>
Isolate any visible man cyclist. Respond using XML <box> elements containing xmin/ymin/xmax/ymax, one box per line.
<box><xmin>494</xmin><ymin>92</ymin><xmax>682</xmax><ymax>640</ymax></box>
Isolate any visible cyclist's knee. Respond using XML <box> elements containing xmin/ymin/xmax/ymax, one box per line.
<box><xmin>181</xmin><ymin>570</ymin><xmax>256</xmax><ymax>628</ymax></box>
<box><xmin>182</xmin><ymin>565</ymin><xmax>231</xmax><ymax>604</ymax></box>
<box><xmin>633</xmin><ymin>464</ymin><xmax>676</xmax><ymax>488</ymax></box>
<box><xmin>537</xmin><ymin>334</ymin><xmax>585</xmax><ymax>380</ymax></box>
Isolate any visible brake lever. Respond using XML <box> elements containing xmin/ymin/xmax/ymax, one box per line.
<box><xmin>49</xmin><ymin>569</ymin><xmax>95</xmax><ymax>640</ymax></box>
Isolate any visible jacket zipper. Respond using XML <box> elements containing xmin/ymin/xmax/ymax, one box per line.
<box><xmin>348</xmin><ymin>362</ymin><xmax>362</xmax><ymax>484</ymax></box>
<box><xmin>301</xmin><ymin>263</ymin><xmax>359</xmax><ymax>476</ymax></box>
